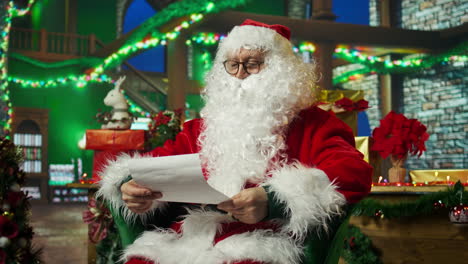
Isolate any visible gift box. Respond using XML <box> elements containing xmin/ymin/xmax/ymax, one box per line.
<box><xmin>355</xmin><ymin>136</ymin><xmax>381</xmax><ymax>183</ymax></box>
<box><xmin>318</xmin><ymin>90</ymin><xmax>365</xmax><ymax>136</ymax></box>
<box><xmin>86</xmin><ymin>129</ymin><xmax>145</xmax><ymax>181</ymax></box>
<box><xmin>409</xmin><ymin>169</ymin><xmax>468</xmax><ymax>184</ymax></box>
<box><xmin>85</xmin><ymin>129</ymin><xmax>145</xmax><ymax>151</ymax></box>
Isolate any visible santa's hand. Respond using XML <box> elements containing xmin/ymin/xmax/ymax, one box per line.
<box><xmin>217</xmin><ymin>187</ymin><xmax>268</xmax><ymax>224</ymax></box>
<box><xmin>121</xmin><ymin>180</ymin><xmax>162</xmax><ymax>214</ymax></box>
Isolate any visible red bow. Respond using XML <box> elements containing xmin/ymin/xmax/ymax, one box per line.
<box><xmin>82</xmin><ymin>198</ymin><xmax>113</xmax><ymax>243</ymax></box>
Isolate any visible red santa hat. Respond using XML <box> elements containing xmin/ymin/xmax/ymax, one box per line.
<box><xmin>239</xmin><ymin>19</ymin><xmax>291</xmax><ymax>40</ymax></box>
<box><xmin>217</xmin><ymin>19</ymin><xmax>294</xmax><ymax>58</ymax></box>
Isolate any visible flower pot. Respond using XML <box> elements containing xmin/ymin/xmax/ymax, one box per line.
<box><xmin>388</xmin><ymin>155</ymin><xmax>406</xmax><ymax>182</ymax></box>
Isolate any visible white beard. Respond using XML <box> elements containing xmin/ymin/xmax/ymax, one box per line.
<box><xmin>199</xmin><ymin>52</ymin><xmax>316</xmax><ymax>197</ymax></box>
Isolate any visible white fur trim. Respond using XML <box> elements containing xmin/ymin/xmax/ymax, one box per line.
<box><xmin>123</xmin><ymin>210</ymin><xmax>302</xmax><ymax>264</ymax></box>
<box><xmin>96</xmin><ymin>153</ymin><xmax>167</xmax><ymax>224</ymax></box>
<box><xmin>262</xmin><ymin>163</ymin><xmax>346</xmax><ymax>240</ymax></box>
<box><xmin>217</xmin><ymin>25</ymin><xmax>293</xmax><ymax>61</ymax></box>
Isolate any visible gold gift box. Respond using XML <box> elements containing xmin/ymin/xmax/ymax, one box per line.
<box><xmin>355</xmin><ymin>136</ymin><xmax>381</xmax><ymax>182</ymax></box>
<box><xmin>409</xmin><ymin>170</ymin><xmax>468</xmax><ymax>184</ymax></box>
<box><xmin>319</xmin><ymin>90</ymin><xmax>365</xmax><ymax>136</ymax></box>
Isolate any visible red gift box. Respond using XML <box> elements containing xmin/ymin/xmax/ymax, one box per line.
<box><xmin>85</xmin><ymin>130</ymin><xmax>145</xmax><ymax>181</ymax></box>
<box><xmin>85</xmin><ymin>129</ymin><xmax>145</xmax><ymax>151</ymax></box>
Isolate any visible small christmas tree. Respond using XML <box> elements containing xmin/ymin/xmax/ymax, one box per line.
<box><xmin>0</xmin><ymin>137</ymin><xmax>42</xmax><ymax>263</ymax></box>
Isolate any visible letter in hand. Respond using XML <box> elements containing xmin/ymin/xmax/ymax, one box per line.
<box><xmin>121</xmin><ymin>180</ymin><xmax>162</xmax><ymax>214</ymax></box>
<box><xmin>217</xmin><ymin>187</ymin><xmax>268</xmax><ymax>224</ymax></box>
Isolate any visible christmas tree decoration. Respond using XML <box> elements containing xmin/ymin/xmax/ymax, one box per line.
<box><xmin>0</xmin><ymin>137</ymin><xmax>42</xmax><ymax>263</ymax></box>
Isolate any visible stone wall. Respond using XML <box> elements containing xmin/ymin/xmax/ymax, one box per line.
<box><xmin>404</xmin><ymin>61</ymin><xmax>467</xmax><ymax>169</ymax></box>
<box><xmin>366</xmin><ymin>0</ymin><xmax>467</xmax><ymax>169</ymax></box>
<box><xmin>401</xmin><ymin>0</ymin><xmax>468</xmax><ymax>30</ymax></box>
<box><xmin>400</xmin><ymin>0</ymin><xmax>467</xmax><ymax>169</ymax></box>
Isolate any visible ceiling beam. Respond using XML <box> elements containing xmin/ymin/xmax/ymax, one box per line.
<box><xmin>189</xmin><ymin>11</ymin><xmax>467</xmax><ymax>53</ymax></box>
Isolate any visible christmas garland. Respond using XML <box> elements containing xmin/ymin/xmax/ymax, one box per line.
<box><xmin>342</xmin><ymin>182</ymin><xmax>467</xmax><ymax>264</ymax></box>
<box><xmin>334</xmin><ymin>41</ymin><xmax>468</xmax><ymax>75</ymax></box>
<box><xmin>124</xmin><ymin>0</ymin><xmax>249</xmax><ymax>47</ymax></box>
<box><xmin>92</xmin><ymin>0</ymin><xmax>249</xmax><ymax>73</ymax></box>
<box><xmin>8</xmin><ymin>52</ymin><xmax>102</xmax><ymax>69</ymax></box>
<box><xmin>342</xmin><ymin>225</ymin><xmax>382</xmax><ymax>264</ymax></box>
<box><xmin>0</xmin><ymin>137</ymin><xmax>42</xmax><ymax>263</ymax></box>
<box><xmin>351</xmin><ymin>181</ymin><xmax>467</xmax><ymax>219</ymax></box>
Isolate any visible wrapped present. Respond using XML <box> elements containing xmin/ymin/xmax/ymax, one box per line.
<box><xmin>355</xmin><ymin>136</ymin><xmax>381</xmax><ymax>183</ymax></box>
<box><xmin>318</xmin><ymin>90</ymin><xmax>365</xmax><ymax>136</ymax></box>
<box><xmin>85</xmin><ymin>129</ymin><xmax>145</xmax><ymax>151</ymax></box>
<box><xmin>86</xmin><ymin>129</ymin><xmax>145</xmax><ymax>181</ymax></box>
<box><xmin>409</xmin><ymin>169</ymin><xmax>468</xmax><ymax>184</ymax></box>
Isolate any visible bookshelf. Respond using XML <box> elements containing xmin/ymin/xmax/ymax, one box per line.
<box><xmin>12</xmin><ymin>107</ymin><xmax>49</xmax><ymax>202</ymax></box>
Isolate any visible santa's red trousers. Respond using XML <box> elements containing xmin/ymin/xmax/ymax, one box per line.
<box><xmin>124</xmin><ymin>221</ymin><xmax>277</xmax><ymax>264</ymax></box>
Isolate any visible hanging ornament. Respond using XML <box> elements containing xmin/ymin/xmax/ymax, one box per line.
<box><xmin>9</xmin><ymin>183</ymin><xmax>20</xmax><ymax>192</ymax></box>
<box><xmin>433</xmin><ymin>200</ymin><xmax>446</xmax><ymax>210</ymax></box>
<box><xmin>449</xmin><ymin>204</ymin><xmax>468</xmax><ymax>225</ymax></box>
<box><xmin>0</xmin><ymin>237</ymin><xmax>9</xmax><ymax>248</ymax></box>
<box><xmin>17</xmin><ymin>237</ymin><xmax>27</xmax><ymax>248</ymax></box>
<box><xmin>1</xmin><ymin>204</ymin><xmax>9</xmax><ymax>212</ymax></box>
<box><xmin>449</xmin><ymin>186</ymin><xmax>468</xmax><ymax>225</ymax></box>
<box><xmin>374</xmin><ymin>209</ymin><xmax>384</xmax><ymax>219</ymax></box>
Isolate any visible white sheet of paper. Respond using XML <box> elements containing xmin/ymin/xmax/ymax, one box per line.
<box><xmin>128</xmin><ymin>154</ymin><xmax>230</xmax><ymax>204</ymax></box>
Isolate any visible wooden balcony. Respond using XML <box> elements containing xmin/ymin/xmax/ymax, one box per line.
<box><xmin>9</xmin><ymin>28</ymin><xmax>96</xmax><ymax>61</ymax></box>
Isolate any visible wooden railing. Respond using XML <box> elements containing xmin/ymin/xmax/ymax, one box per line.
<box><xmin>9</xmin><ymin>28</ymin><xmax>96</xmax><ymax>58</ymax></box>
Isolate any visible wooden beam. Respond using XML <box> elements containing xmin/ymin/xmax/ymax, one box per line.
<box><xmin>166</xmin><ymin>34</ymin><xmax>187</xmax><ymax>110</ymax></box>
<box><xmin>190</xmin><ymin>11</ymin><xmax>465</xmax><ymax>52</ymax></box>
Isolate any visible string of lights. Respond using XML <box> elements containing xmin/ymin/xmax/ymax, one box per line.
<box><xmin>1</xmin><ymin>0</ymin><xmax>36</xmax><ymax>136</ymax></box>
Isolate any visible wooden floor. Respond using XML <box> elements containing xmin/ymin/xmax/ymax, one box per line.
<box><xmin>30</xmin><ymin>202</ymin><xmax>88</xmax><ymax>264</ymax></box>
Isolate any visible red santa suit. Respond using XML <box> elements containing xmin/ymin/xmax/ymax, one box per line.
<box><xmin>98</xmin><ymin>106</ymin><xmax>372</xmax><ymax>264</ymax></box>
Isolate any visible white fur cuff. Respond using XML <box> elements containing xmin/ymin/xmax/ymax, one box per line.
<box><xmin>96</xmin><ymin>153</ymin><xmax>167</xmax><ymax>223</ymax></box>
<box><xmin>262</xmin><ymin>163</ymin><xmax>346</xmax><ymax>239</ymax></box>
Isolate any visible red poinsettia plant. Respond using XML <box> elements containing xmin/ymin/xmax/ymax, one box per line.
<box><xmin>147</xmin><ymin>109</ymin><xmax>184</xmax><ymax>149</ymax></box>
<box><xmin>371</xmin><ymin>111</ymin><xmax>429</xmax><ymax>159</ymax></box>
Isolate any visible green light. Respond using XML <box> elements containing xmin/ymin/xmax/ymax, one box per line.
<box><xmin>206</xmin><ymin>2</ymin><xmax>215</xmax><ymax>12</ymax></box>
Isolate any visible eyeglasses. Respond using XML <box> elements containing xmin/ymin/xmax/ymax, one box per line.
<box><xmin>223</xmin><ymin>60</ymin><xmax>264</xmax><ymax>75</ymax></box>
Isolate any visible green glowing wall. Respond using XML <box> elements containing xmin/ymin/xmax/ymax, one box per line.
<box><xmin>76</xmin><ymin>0</ymin><xmax>117</xmax><ymax>44</ymax></box>
<box><xmin>8</xmin><ymin>58</ymin><xmax>112</xmax><ymax>177</ymax></box>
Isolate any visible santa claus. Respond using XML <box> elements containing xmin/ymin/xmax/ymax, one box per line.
<box><xmin>97</xmin><ymin>19</ymin><xmax>372</xmax><ymax>264</ymax></box>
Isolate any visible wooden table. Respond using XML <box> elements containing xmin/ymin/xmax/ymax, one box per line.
<box><xmin>349</xmin><ymin>185</ymin><xmax>468</xmax><ymax>264</ymax></box>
